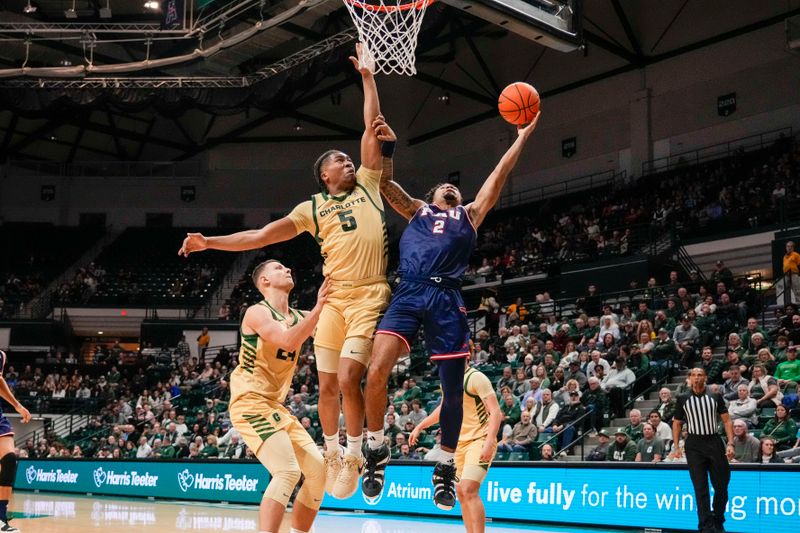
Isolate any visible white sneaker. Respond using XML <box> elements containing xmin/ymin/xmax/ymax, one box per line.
<box><xmin>323</xmin><ymin>449</ymin><xmax>343</xmax><ymax>496</ymax></box>
<box><xmin>0</xmin><ymin>520</ymin><xmax>19</xmax><ymax>532</ymax></box>
<box><xmin>332</xmin><ymin>453</ymin><xmax>364</xmax><ymax>499</ymax></box>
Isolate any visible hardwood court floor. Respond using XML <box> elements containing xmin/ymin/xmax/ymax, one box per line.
<box><xmin>10</xmin><ymin>491</ymin><xmax>631</xmax><ymax>533</ymax></box>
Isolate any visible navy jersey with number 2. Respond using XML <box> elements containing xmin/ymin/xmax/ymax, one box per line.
<box><xmin>377</xmin><ymin>204</ymin><xmax>476</xmax><ymax>360</ymax></box>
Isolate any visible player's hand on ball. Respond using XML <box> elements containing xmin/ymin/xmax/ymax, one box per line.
<box><xmin>372</xmin><ymin>114</ymin><xmax>396</xmax><ymax>142</ymax></box>
<box><xmin>179</xmin><ymin>233</ymin><xmax>208</xmax><ymax>257</ymax></box>
<box><xmin>349</xmin><ymin>42</ymin><xmax>376</xmax><ymax>76</ymax></box>
<box><xmin>17</xmin><ymin>404</ymin><xmax>31</xmax><ymax>423</ymax></box>
<box><xmin>518</xmin><ymin>111</ymin><xmax>541</xmax><ymax>137</ymax></box>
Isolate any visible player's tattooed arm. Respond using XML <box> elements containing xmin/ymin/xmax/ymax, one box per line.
<box><xmin>380</xmin><ymin>164</ymin><xmax>425</xmax><ymax>221</ymax></box>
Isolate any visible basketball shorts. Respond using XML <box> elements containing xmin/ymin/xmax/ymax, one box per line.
<box><xmin>0</xmin><ymin>413</ymin><xmax>14</xmax><ymax>437</ymax></box>
<box><xmin>314</xmin><ymin>278</ymin><xmax>391</xmax><ymax>372</ymax></box>
<box><xmin>376</xmin><ymin>280</ymin><xmax>470</xmax><ymax>360</ymax></box>
<box><xmin>0</xmin><ymin>415</ymin><xmax>12</xmax><ymax>438</ymax></box>
<box><xmin>229</xmin><ymin>395</ymin><xmax>308</xmax><ymax>454</ymax></box>
<box><xmin>455</xmin><ymin>436</ymin><xmax>495</xmax><ymax>483</ymax></box>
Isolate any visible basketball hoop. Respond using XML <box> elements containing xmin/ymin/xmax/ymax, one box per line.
<box><xmin>342</xmin><ymin>0</ymin><xmax>434</xmax><ymax>76</ymax></box>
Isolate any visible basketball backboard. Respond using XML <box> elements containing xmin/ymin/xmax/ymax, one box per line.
<box><xmin>441</xmin><ymin>0</ymin><xmax>582</xmax><ymax>52</ymax></box>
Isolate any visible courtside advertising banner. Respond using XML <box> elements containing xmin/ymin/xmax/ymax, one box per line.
<box><xmin>16</xmin><ymin>460</ymin><xmax>797</xmax><ymax>532</ymax></box>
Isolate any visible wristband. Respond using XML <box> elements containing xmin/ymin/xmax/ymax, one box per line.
<box><xmin>381</xmin><ymin>141</ymin><xmax>396</xmax><ymax>158</ymax></box>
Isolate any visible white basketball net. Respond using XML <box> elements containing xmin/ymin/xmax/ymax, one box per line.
<box><xmin>343</xmin><ymin>0</ymin><xmax>431</xmax><ymax>76</ymax></box>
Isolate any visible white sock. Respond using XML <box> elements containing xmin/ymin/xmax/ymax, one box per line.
<box><xmin>290</xmin><ymin>529</ymin><xmax>309</xmax><ymax>533</ymax></box>
<box><xmin>439</xmin><ymin>451</ymin><xmax>455</xmax><ymax>463</ymax></box>
<box><xmin>346</xmin><ymin>434</ymin><xmax>363</xmax><ymax>457</ymax></box>
<box><xmin>367</xmin><ymin>430</ymin><xmax>385</xmax><ymax>450</ymax></box>
<box><xmin>324</xmin><ymin>433</ymin><xmax>340</xmax><ymax>455</ymax></box>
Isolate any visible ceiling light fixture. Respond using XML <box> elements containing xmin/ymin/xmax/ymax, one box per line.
<box><xmin>23</xmin><ymin>0</ymin><xmax>36</xmax><ymax>14</ymax></box>
<box><xmin>65</xmin><ymin>0</ymin><xmax>78</xmax><ymax>18</ymax></box>
<box><xmin>144</xmin><ymin>1</ymin><xmax>160</xmax><ymax>10</ymax></box>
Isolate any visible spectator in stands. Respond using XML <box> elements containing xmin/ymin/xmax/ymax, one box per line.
<box><xmin>775</xmin><ymin>346</ymin><xmax>800</xmax><ymax>391</ymax></box>
<box><xmin>548</xmin><ymin>365</ymin><xmax>565</xmax><ymax>392</ymax></box>
<box><xmin>709</xmin><ymin>260</ymin><xmax>734</xmax><ymax>289</ymax></box>
<box><xmin>761</xmin><ymin>405</ymin><xmax>797</xmax><ymax>451</ymax></box>
<box><xmin>500</xmin><ymin>394</ymin><xmax>522</xmax><ymax>435</ymax></box>
<box><xmin>647</xmin><ymin>409</ymin><xmax>672</xmax><ymax>444</ymax></box>
<box><xmin>749</xmin><ymin>364</ymin><xmax>782</xmax><ymax>407</ymax></box>
<box><xmin>408</xmin><ymin>399</ymin><xmax>428</xmax><ymax>427</ymax></box>
<box><xmin>727</xmin><ymin>419</ymin><xmax>760</xmax><ymax>463</ymax></box>
<box><xmin>782</xmin><ymin>240</ymin><xmax>800</xmax><ymax>304</ymax></box>
<box><xmin>539</xmin><ymin>443</ymin><xmax>556</xmax><ymax>461</ymax></box>
<box><xmin>757</xmin><ymin>437</ymin><xmax>783</xmax><ymax>464</ymax></box>
<box><xmin>288</xmin><ymin>393</ymin><xmax>309</xmax><ymax>419</ymax></box>
<box><xmin>598</xmin><ymin>317</ymin><xmax>620</xmax><ymax>342</ymax></box>
<box><xmin>716</xmin><ymin>293</ymin><xmax>739</xmax><ymax>334</ymax></box>
<box><xmin>720</xmin><ymin>365</ymin><xmax>749</xmax><ymax>401</ymax></box>
<box><xmin>728</xmin><ymin>385</ymin><xmax>758</xmax><ymax>429</ymax></box>
<box><xmin>634</xmin><ymin>423</ymin><xmax>664</xmax><ymax>463</ymax></box>
<box><xmin>722</xmin><ymin>349</ymin><xmax>747</xmax><ymax>382</ymax></box>
<box><xmin>497</xmin><ymin>410</ymin><xmax>537</xmax><ymax>453</ymax></box>
<box><xmin>586</xmin><ymin>430</ymin><xmax>611</xmax><ymax>461</ymax></box>
<box><xmin>577</xmin><ymin>284</ymin><xmax>602</xmax><ymax>316</ymax></box>
<box><xmin>521</xmin><ymin>377</ymin><xmax>543</xmax><ymax>406</ymax></box>
<box><xmin>604</xmin><ymin>357</ymin><xmax>636</xmax><ymax>418</ymax></box>
<box><xmin>551</xmin><ymin>391</ymin><xmax>585</xmax><ymax>452</ymax></box>
<box><xmin>512</xmin><ymin>367</ymin><xmax>530</xmax><ymax>397</ymax></box>
<box><xmin>532</xmin><ymin>389</ymin><xmax>559</xmax><ymax>434</ymax></box>
<box><xmin>581</xmin><ymin>377</ymin><xmax>608</xmax><ymax>434</ymax></box>
<box><xmin>697</xmin><ymin>346</ymin><xmax>723</xmax><ymax>385</ymax></box>
<box><xmin>741</xmin><ymin>318</ymin><xmax>767</xmax><ymax>352</ymax></box>
<box><xmin>564</xmin><ymin>361</ymin><xmax>588</xmax><ymax>390</ymax></box>
<box><xmin>673</xmin><ymin>314</ymin><xmax>700</xmax><ymax>368</ymax></box>
<box><xmin>196</xmin><ymin>327</ymin><xmax>210</xmax><ymax>363</ymax></box>
<box><xmin>607</xmin><ymin>429</ymin><xmax>636</xmax><ymax>462</ymax></box>
<box><xmin>587</xmin><ymin>350</ymin><xmax>611</xmax><ymax>378</ymax></box>
<box><xmin>221</xmin><ymin>434</ymin><xmax>244</xmax><ymax>459</ymax></box>
<box><xmin>651</xmin><ymin>328</ymin><xmax>676</xmax><ymax>376</ymax></box>
<box><xmin>384</xmin><ymin>413</ymin><xmax>402</xmax><ymax>442</ymax></box>
<box><xmin>496</xmin><ymin>366</ymin><xmax>514</xmax><ymax>392</ymax></box>
<box><xmin>622</xmin><ymin>409</ymin><xmax>644</xmax><ymax>443</ymax></box>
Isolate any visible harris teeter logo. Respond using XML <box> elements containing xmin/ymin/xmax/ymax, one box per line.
<box><xmin>176</xmin><ymin>468</ymin><xmax>260</xmax><ymax>493</ymax></box>
<box><xmin>24</xmin><ymin>465</ymin><xmax>79</xmax><ymax>485</ymax></box>
<box><xmin>92</xmin><ymin>466</ymin><xmax>158</xmax><ymax>488</ymax></box>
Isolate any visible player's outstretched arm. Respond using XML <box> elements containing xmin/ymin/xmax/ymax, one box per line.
<box><xmin>0</xmin><ymin>376</ymin><xmax>31</xmax><ymax>423</ymax></box>
<box><xmin>466</xmin><ymin>112</ymin><xmax>541</xmax><ymax>228</ymax></box>
<box><xmin>350</xmin><ymin>42</ymin><xmax>382</xmax><ymax>170</ymax></box>
<box><xmin>408</xmin><ymin>404</ymin><xmax>442</xmax><ymax>446</ymax></box>
<box><xmin>178</xmin><ymin>217</ymin><xmax>298</xmax><ymax>257</ymax></box>
<box><xmin>372</xmin><ymin>115</ymin><xmax>424</xmax><ymax>220</ymax></box>
<box><xmin>244</xmin><ymin>278</ymin><xmax>330</xmax><ymax>352</ymax></box>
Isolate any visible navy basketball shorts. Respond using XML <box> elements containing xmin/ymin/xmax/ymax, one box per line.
<box><xmin>376</xmin><ymin>280</ymin><xmax>471</xmax><ymax>360</ymax></box>
<box><xmin>0</xmin><ymin>415</ymin><xmax>13</xmax><ymax>438</ymax></box>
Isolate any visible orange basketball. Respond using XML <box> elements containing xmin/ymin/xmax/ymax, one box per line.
<box><xmin>498</xmin><ymin>82</ymin><xmax>540</xmax><ymax>125</ymax></box>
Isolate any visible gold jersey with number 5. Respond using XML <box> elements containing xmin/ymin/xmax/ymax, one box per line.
<box><xmin>286</xmin><ymin>165</ymin><xmax>391</xmax><ymax>371</ymax></box>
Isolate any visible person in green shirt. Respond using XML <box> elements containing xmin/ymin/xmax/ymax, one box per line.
<box><xmin>654</xmin><ymin>311</ymin><xmax>676</xmax><ymax>336</ymax></box>
<box><xmin>200</xmin><ymin>435</ymin><xmax>220</xmax><ymax>458</ymax></box>
<box><xmin>500</xmin><ymin>394</ymin><xmax>522</xmax><ymax>430</ymax></box>
<box><xmin>623</xmin><ymin>409</ymin><xmax>644</xmax><ymax>443</ymax></box>
<box><xmin>402</xmin><ymin>378</ymin><xmax>422</xmax><ymax>403</ymax></box>
<box><xmin>775</xmin><ymin>346</ymin><xmax>800</xmax><ymax>390</ymax></box>
<box><xmin>761</xmin><ymin>405</ymin><xmax>798</xmax><ymax>450</ymax></box>
<box><xmin>607</xmin><ymin>429</ymin><xmax>637</xmax><ymax>461</ymax></box>
<box><xmin>740</xmin><ymin>318</ymin><xmax>768</xmax><ymax>353</ymax></box>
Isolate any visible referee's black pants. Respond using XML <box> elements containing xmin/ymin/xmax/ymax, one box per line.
<box><xmin>685</xmin><ymin>435</ymin><xmax>730</xmax><ymax>531</ymax></box>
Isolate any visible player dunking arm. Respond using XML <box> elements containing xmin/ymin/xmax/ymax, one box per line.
<box><xmin>0</xmin><ymin>350</ymin><xmax>32</xmax><ymax>533</ymax></box>
<box><xmin>179</xmin><ymin>43</ymin><xmax>391</xmax><ymax>499</ymax></box>
<box><xmin>409</xmin><ymin>361</ymin><xmax>503</xmax><ymax>533</ymax></box>
<box><xmin>229</xmin><ymin>261</ymin><xmax>329</xmax><ymax>533</ymax></box>
<box><xmin>362</xmin><ymin>113</ymin><xmax>540</xmax><ymax>509</ymax></box>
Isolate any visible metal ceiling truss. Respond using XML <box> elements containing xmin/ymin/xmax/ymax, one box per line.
<box><xmin>0</xmin><ymin>22</ymin><xmax>182</xmax><ymax>34</ymax></box>
<box><xmin>0</xmin><ymin>27</ymin><xmax>357</xmax><ymax>88</ymax></box>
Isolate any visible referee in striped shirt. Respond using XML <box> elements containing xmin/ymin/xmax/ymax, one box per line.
<box><xmin>671</xmin><ymin>367</ymin><xmax>734</xmax><ymax>533</ymax></box>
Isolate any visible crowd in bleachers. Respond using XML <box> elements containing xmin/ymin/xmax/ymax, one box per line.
<box><xmin>14</xmin><ymin>265</ymin><xmax>800</xmax><ymax>464</ymax></box>
<box><xmin>462</xmin><ymin>134</ymin><xmax>798</xmax><ymax>283</ymax></box>
<box><xmin>0</xmin><ymin>223</ymin><xmax>104</xmax><ymax>318</ymax></box>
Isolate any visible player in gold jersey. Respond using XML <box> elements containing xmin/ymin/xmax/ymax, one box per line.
<box><xmin>179</xmin><ymin>43</ymin><xmax>390</xmax><ymax>499</ymax></box>
<box><xmin>409</xmin><ymin>361</ymin><xmax>502</xmax><ymax>533</ymax></box>
<box><xmin>229</xmin><ymin>259</ymin><xmax>329</xmax><ymax>533</ymax></box>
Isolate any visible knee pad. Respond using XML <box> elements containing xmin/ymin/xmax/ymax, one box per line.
<box><xmin>0</xmin><ymin>453</ymin><xmax>17</xmax><ymax>487</ymax></box>
<box><xmin>263</xmin><ymin>467</ymin><xmax>302</xmax><ymax>507</ymax></box>
<box><xmin>295</xmin><ymin>449</ymin><xmax>325</xmax><ymax>510</ymax></box>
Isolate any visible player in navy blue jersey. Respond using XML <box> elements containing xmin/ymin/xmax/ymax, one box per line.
<box><xmin>362</xmin><ymin>113</ymin><xmax>540</xmax><ymax>510</ymax></box>
<box><xmin>0</xmin><ymin>350</ymin><xmax>31</xmax><ymax>532</ymax></box>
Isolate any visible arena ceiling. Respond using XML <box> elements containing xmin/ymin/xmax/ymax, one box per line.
<box><xmin>0</xmin><ymin>0</ymin><xmax>797</xmax><ymax>163</ymax></box>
